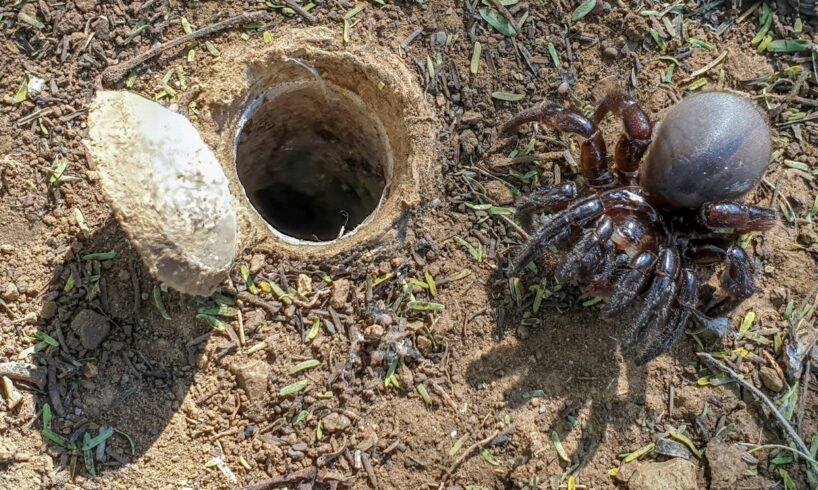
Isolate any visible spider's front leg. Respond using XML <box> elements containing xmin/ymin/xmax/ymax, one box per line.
<box><xmin>502</xmin><ymin>103</ymin><xmax>615</xmax><ymax>189</ymax></box>
<box><xmin>702</xmin><ymin>202</ymin><xmax>778</xmax><ymax>301</ymax></box>
<box><xmin>591</xmin><ymin>89</ymin><xmax>653</xmax><ymax>185</ymax></box>
<box><xmin>510</xmin><ymin>195</ymin><xmax>605</xmax><ymax>275</ymax></box>
<box><xmin>516</xmin><ymin>182</ymin><xmax>577</xmax><ymax>229</ymax></box>
<box><xmin>555</xmin><ymin>215</ymin><xmax>614</xmax><ymax>285</ymax></box>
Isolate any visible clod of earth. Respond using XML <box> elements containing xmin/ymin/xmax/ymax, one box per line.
<box><xmin>229</xmin><ymin>359</ymin><xmax>272</xmax><ymax>401</ymax></box>
<box><xmin>71</xmin><ymin>309</ymin><xmax>111</xmax><ymax>350</ymax></box>
<box><xmin>84</xmin><ymin>91</ymin><xmax>237</xmax><ymax>296</ymax></box>
<box><xmin>705</xmin><ymin>440</ymin><xmax>747</xmax><ymax>490</ymax></box>
<box><xmin>627</xmin><ymin>458</ymin><xmax>699</xmax><ymax>490</ymax></box>
<box><xmin>321</xmin><ymin>412</ymin><xmax>352</xmax><ymax>433</ymax></box>
<box><xmin>759</xmin><ymin>366</ymin><xmax>784</xmax><ymax>392</ymax></box>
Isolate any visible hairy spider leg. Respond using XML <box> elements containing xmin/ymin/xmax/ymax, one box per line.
<box><xmin>591</xmin><ymin>89</ymin><xmax>653</xmax><ymax>186</ymax></box>
<box><xmin>555</xmin><ymin>215</ymin><xmax>614</xmax><ymax>285</ymax></box>
<box><xmin>509</xmin><ymin>196</ymin><xmax>604</xmax><ymax>275</ymax></box>
<box><xmin>622</xmin><ymin>247</ymin><xmax>681</xmax><ymax>348</ymax></box>
<box><xmin>516</xmin><ymin>182</ymin><xmax>577</xmax><ymax>229</ymax></box>
<box><xmin>502</xmin><ymin>103</ymin><xmax>615</xmax><ymax>189</ymax></box>
<box><xmin>636</xmin><ymin>268</ymin><xmax>697</xmax><ymax>365</ymax></box>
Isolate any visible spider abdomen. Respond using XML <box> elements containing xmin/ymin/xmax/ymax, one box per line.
<box><xmin>640</xmin><ymin>92</ymin><xmax>772</xmax><ymax>210</ymax></box>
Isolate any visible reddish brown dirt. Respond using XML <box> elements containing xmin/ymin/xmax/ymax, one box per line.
<box><xmin>1</xmin><ymin>1</ymin><xmax>817</xmax><ymax>489</ymax></box>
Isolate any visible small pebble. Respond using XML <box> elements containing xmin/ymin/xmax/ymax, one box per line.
<box><xmin>1</xmin><ymin>282</ymin><xmax>20</xmax><ymax>302</ymax></box>
<box><xmin>759</xmin><ymin>366</ymin><xmax>783</xmax><ymax>392</ymax></box>
<box><xmin>322</xmin><ymin>412</ymin><xmax>352</xmax><ymax>433</ymax></box>
<box><xmin>603</xmin><ymin>47</ymin><xmax>619</xmax><ymax>58</ymax></box>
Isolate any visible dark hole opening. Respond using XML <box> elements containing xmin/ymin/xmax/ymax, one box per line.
<box><xmin>236</xmin><ymin>82</ymin><xmax>390</xmax><ymax>242</ymax></box>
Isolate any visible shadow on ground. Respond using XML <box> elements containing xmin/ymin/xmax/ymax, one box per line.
<box><xmin>464</xmin><ymin>254</ymin><xmax>753</xmax><ymax>481</ymax></box>
<box><xmin>30</xmin><ymin>219</ymin><xmax>209</xmax><ymax>483</ymax></box>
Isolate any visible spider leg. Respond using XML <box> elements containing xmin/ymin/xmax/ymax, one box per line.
<box><xmin>701</xmin><ymin>202</ymin><xmax>777</xmax><ymax>233</ymax></box>
<box><xmin>502</xmin><ymin>103</ymin><xmax>614</xmax><ymax>189</ymax></box>
<box><xmin>636</xmin><ymin>269</ymin><xmax>697</xmax><ymax>365</ymax></box>
<box><xmin>622</xmin><ymin>247</ymin><xmax>680</xmax><ymax>348</ymax></box>
<box><xmin>517</xmin><ymin>182</ymin><xmax>577</xmax><ymax>229</ymax></box>
<box><xmin>555</xmin><ymin>215</ymin><xmax>614</xmax><ymax>285</ymax></box>
<box><xmin>591</xmin><ymin>88</ymin><xmax>652</xmax><ymax>185</ymax></box>
<box><xmin>510</xmin><ymin>196</ymin><xmax>604</xmax><ymax>275</ymax></box>
<box><xmin>601</xmin><ymin>251</ymin><xmax>657</xmax><ymax>317</ymax></box>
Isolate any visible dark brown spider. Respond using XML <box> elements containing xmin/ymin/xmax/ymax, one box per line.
<box><xmin>502</xmin><ymin>89</ymin><xmax>778</xmax><ymax>365</ymax></box>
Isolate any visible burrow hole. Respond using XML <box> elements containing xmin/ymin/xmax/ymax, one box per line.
<box><xmin>235</xmin><ymin>80</ymin><xmax>393</xmax><ymax>243</ymax></box>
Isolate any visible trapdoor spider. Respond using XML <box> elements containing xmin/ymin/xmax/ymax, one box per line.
<box><xmin>503</xmin><ymin>89</ymin><xmax>777</xmax><ymax>364</ymax></box>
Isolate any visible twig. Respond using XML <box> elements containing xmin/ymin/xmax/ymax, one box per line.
<box><xmin>431</xmin><ymin>382</ymin><xmax>460</xmax><ymax>414</ymax></box>
<box><xmin>236</xmin><ymin>308</ymin><xmax>246</xmax><ymax>345</ymax></box>
<box><xmin>101</xmin><ymin>11</ymin><xmax>270</xmax><ymax>86</ymax></box>
<box><xmin>697</xmin><ymin>353</ymin><xmax>818</xmax><ymax>474</ymax></box>
<box><xmin>237</xmin><ymin>291</ymin><xmax>282</xmax><ymax>317</ymax></box>
<box><xmin>361</xmin><ymin>451</ymin><xmax>379</xmax><ymax>489</ymax></box>
<box><xmin>441</xmin><ymin>429</ymin><xmax>501</xmax><ymax>484</ymax></box>
<box><xmin>240</xmin><ymin>467</ymin><xmax>316</xmax><ymax>490</ymax></box>
<box><xmin>240</xmin><ymin>467</ymin><xmax>348</xmax><ymax>490</ymax></box>
<box><xmin>679</xmin><ymin>51</ymin><xmax>728</xmax><ymax>83</ymax></box>
<box><xmin>0</xmin><ymin>362</ymin><xmax>46</xmax><ymax>389</ymax></box>
<box><xmin>282</xmin><ymin>0</ymin><xmax>316</xmax><ymax>23</ymax></box>
<box><xmin>46</xmin><ymin>357</ymin><xmax>65</xmax><ymax>417</ymax></box>
<box><xmin>796</xmin><ymin>360</ymin><xmax>810</xmax><ymax>439</ymax></box>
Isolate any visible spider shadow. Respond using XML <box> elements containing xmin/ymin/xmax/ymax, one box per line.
<box><xmin>466</xmin><ymin>265</ymin><xmax>694</xmax><ymax>476</ymax></box>
<box><xmin>24</xmin><ymin>219</ymin><xmax>213</xmax><ymax>483</ymax></box>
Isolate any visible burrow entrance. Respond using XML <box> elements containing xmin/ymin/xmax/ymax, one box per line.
<box><xmin>207</xmin><ymin>27</ymin><xmax>435</xmax><ymax>255</ymax></box>
<box><xmin>235</xmin><ymin>80</ymin><xmax>392</xmax><ymax>243</ymax></box>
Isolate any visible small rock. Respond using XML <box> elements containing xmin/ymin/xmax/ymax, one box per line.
<box><xmin>71</xmin><ymin>310</ymin><xmax>111</xmax><ymax>350</ymax></box>
<box><xmin>1</xmin><ymin>282</ymin><xmax>20</xmax><ymax>302</ymax></box>
<box><xmin>249</xmin><ymin>254</ymin><xmax>266</xmax><ymax>273</ymax></box>
<box><xmin>603</xmin><ymin>46</ymin><xmax>619</xmax><ymax>58</ymax></box>
<box><xmin>416</xmin><ymin>335</ymin><xmax>433</xmax><ymax>354</ymax></box>
<box><xmin>0</xmin><ymin>244</ymin><xmax>14</xmax><ymax>255</ymax></box>
<box><xmin>83</xmin><ymin>363</ymin><xmax>98</xmax><ymax>379</ymax></box>
<box><xmin>40</xmin><ymin>300</ymin><xmax>58</xmax><ymax>320</ymax></box>
<box><xmin>628</xmin><ymin>458</ymin><xmax>698</xmax><ymax>490</ymax></box>
<box><xmin>706</xmin><ymin>440</ymin><xmax>746</xmax><ymax>490</ymax></box>
<box><xmin>243</xmin><ymin>309</ymin><xmax>265</xmax><ymax>334</ymax></box>
<box><xmin>460</xmin><ymin>110</ymin><xmax>483</xmax><ymax>126</ymax></box>
<box><xmin>759</xmin><ymin>366</ymin><xmax>783</xmax><ymax>392</ymax></box>
<box><xmin>358</xmin><ymin>433</ymin><xmax>378</xmax><ymax>452</ymax></box>
<box><xmin>615</xmin><ymin>459</ymin><xmax>639</xmax><ymax>483</ymax></box>
<box><xmin>484</xmin><ymin>180</ymin><xmax>514</xmax><ymax>205</ymax></box>
<box><xmin>331</xmin><ymin>279</ymin><xmax>351</xmax><ymax>309</ymax></box>
<box><xmin>321</xmin><ymin>413</ymin><xmax>352</xmax><ymax>433</ymax></box>
<box><xmin>365</xmin><ymin>324</ymin><xmax>384</xmax><ymax>338</ymax></box>
<box><xmin>459</xmin><ymin>129</ymin><xmax>479</xmax><ymax>156</ymax></box>
<box><xmin>74</xmin><ymin>0</ymin><xmax>97</xmax><ymax>13</ymax></box>
<box><xmin>287</xmin><ymin>448</ymin><xmax>305</xmax><ymax>460</ymax></box>
<box><xmin>229</xmin><ymin>360</ymin><xmax>271</xmax><ymax>401</ymax></box>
